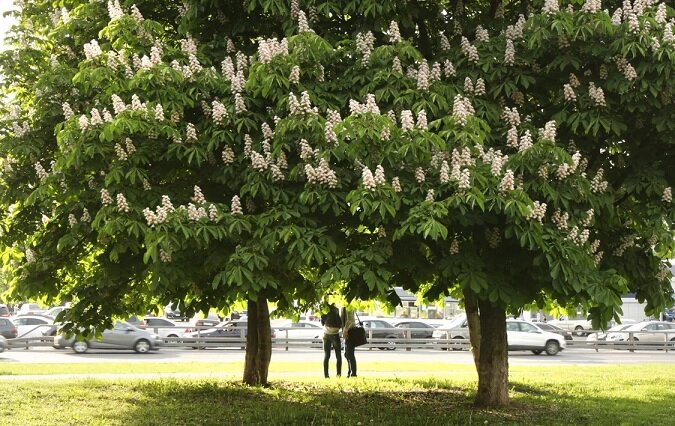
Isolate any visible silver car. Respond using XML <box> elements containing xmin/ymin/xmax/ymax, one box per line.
<box><xmin>54</xmin><ymin>321</ymin><xmax>162</xmax><ymax>354</ymax></box>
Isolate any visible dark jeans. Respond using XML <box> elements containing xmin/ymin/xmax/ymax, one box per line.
<box><xmin>344</xmin><ymin>341</ymin><xmax>357</xmax><ymax>377</ymax></box>
<box><xmin>323</xmin><ymin>333</ymin><xmax>342</xmax><ymax>377</ymax></box>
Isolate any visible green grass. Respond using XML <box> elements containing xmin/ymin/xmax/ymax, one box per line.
<box><xmin>0</xmin><ymin>364</ymin><xmax>673</xmax><ymax>425</ymax></box>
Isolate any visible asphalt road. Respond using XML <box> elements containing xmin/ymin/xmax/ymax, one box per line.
<box><xmin>2</xmin><ymin>346</ymin><xmax>674</xmax><ymax>366</ymax></box>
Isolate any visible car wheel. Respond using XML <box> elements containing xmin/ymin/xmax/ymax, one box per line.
<box><xmin>72</xmin><ymin>340</ymin><xmax>89</xmax><ymax>354</ymax></box>
<box><xmin>385</xmin><ymin>337</ymin><xmax>397</xmax><ymax>351</ymax></box>
<box><xmin>451</xmin><ymin>336</ymin><xmax>465</xmax><ymax>351</ymax></box>
<box><xmin>134</xmin><ymin>339</ymin><xmax>151</xmax><ymax>353</ymax></box>
<box><xmin>531</xmin><ymin>350</ymin><xmax>542</xmax><ymax>355</ymax></box>
<box><xmin>574</xmin><ymin>326</ymin><xmax>587</xmax><ymax>337</ymax></box>
<box><xmin>544</xmin><ymin>340</ymin><xmax>560</xmax><ymax>356</ymax></box>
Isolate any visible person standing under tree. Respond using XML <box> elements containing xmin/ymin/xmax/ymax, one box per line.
<box><xmin>320</xmin><ymin>302</ymin><xmax>342</xmax><ymax>378</ymax></box>
<box><xmin>341</xmin><ymin>305</ymin><xmax>357</xmax><ymax>378</ymax></box>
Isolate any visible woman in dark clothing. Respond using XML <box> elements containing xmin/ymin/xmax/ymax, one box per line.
<box><xmin>341</xmin><ymin>306</ymin><xmax>357</xmax><ymax>377</ymax></box>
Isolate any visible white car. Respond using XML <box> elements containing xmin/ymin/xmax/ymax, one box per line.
<box><xmin>141</xmin><ymin>317</ymin><xmax>181</xmax><ymax>340</ymax></box>
<box><xmin>11</xmin><ymin>315</ymin><xmax>54</xmax><ymax>338</ymax></box>
<box><xmin>273</xmin><ymin>320</ymin><xmax>323</xmax><ymax>342</ymax></box>
<box><xmin>613</xmin><ymin>321</ymin><xmax>675</xmax><ymax>347</ymax></box>
<box><xmin>506</xmin><ymin>320</ymin><xmax>567</xmax><ymax>355</ymax></box>
<box><xmin>549</xmin><ymin>317</ymin><xmax>593</xmax><ymax>336</ymax></box>
<box><xmin>0</xmin><ymin>335</ymin><xmax>7</xmax><ymax>352</ymax></box>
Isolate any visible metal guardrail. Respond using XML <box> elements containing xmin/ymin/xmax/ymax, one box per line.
<box><xmin>4</xmin><ymin>326</ymin><xmax>674</xmax><ymax>352</ymax></box>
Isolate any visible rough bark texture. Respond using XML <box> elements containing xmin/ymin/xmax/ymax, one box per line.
<box><xmin>242</xmin><ymin>297</ymin><xmax>272</xmax><ymax>386</ymax></box>
<box><xmin>474</xmin><ymin>300</ymin><xmax>510</xmax><ymax>407</ymax></box>
<box><xmin>463</xmin><ymin>289</ymin><xmax>481</xmax><ymax>371</ymax></box>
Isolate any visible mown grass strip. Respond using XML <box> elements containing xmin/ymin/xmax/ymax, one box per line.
<box><xmin>0</xmin><ymin>365</ymin><xmax>673</xmax><ymax>425</ymax></box>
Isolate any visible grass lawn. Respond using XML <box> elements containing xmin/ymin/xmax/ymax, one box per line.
<box><xmin>0</xmin><ymin>363</ymin><xmax>673</xmax><ymax>425</ymax></box>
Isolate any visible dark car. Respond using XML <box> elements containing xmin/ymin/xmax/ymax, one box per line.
<box><xmin>394</xmin><ymin>321</ymin><xmax>435</xmax><ymax>339</ymax></box>
<box><xmin>360</xmin><ymin>319</ymin><xmax>405</xmax><ymax>350</ymax></box>
<box><xmin>0</xmin><ymin>317</ymin><xmax>17</xmax><ymax>339</ymax></box>
<box><xmin>663</xmin><ymin>309</ymin><xmax>675</xmax><ymax>322</ymax></box>
<box><xmin>535</xmin><ymin>322</ymin><xmax>574</xmax><ymax>341</ymax></box>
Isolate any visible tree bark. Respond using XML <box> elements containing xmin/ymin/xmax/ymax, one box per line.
<box><xmin>462</xmin><ymin>288</ymin><xmax>481</xmax><ymax>371</ymax></box>
<box><xmin>243</xmin><ymin>297</ymin><xmax>272</xmax><ymax>386</ymax></box>
<box><xmin>474</xmin><ymin>300</ymin><xmax>510</xmax><ymax>407</ymax></box>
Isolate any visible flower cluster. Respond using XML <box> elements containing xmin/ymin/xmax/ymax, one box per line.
<box><xmin>234</xmin><ymin>93</ymin><xmax>247</xmax><ymax>114</ymax></box>
<box><xmin>187</xmin><ymin>203</ymin><xmax>208</xmax><ymax>221</ymax></box>
<box><xmin>580</xmin><ymin>209</ymin><xmax>595</xmax><ymax>227</ymax></box>
<box><xmin>504</xmin><ymin>39</ymin><xmax>515</xmax><ymax>65</ymax></box>
<box><xmin>356</xmin><ymin>166</ymin><xmax>375</xmax><ymax>191</ymax></box>
<box><xmin>83</xmin><ymin>39</ymin><xmax>102</xmax><ymax>60</ymax></box>
<box><xmin>348</xmin><ymin>94</ymin><xmax>380</xmax><ymax>115</ymax></box>
<box><xmin>486</xmin><ymin>228</ymin><xmax>501</xmax><ymax>248</ymax></box>
<box><xmin>34</xmin><ymin>162</ymin><xmax>48</xmax><ymax>181</ymax></box>
<box><xmin>425</xmin><ymin>189</ymin><xmax>435</xmax><ymax>202</ymax></box>
<box><xmin>159</xmin><ymin>249</ymin><xmax>172</xmax><ymax>263</ymax></box>
<box><xmin>611</xmin><ymin>8</ymin><xmax>623</xmax><ymax>25</ymax></box>
<box><xmin>12</xmin><ymin>121</ymin><xmax>29</xmax><ymax>137</ymax></box>
<box><xmin>539</xmin><ymin>121</ymin><xmax>557</xmax><ymax>143</ymax></box>
<box><xmin>400</xmin><ymin>110</ymin><xmax>415</xmax><ymax>132</ymax></box>
<box><xmin>115</xmin><ymin>143</ymin><xmax>128</xmax><ymax>161</ymax></box>
<box><xmin>458</xmin><ymin>169</ymin><xmax>471</xmax><ymax>189</ymax></box>
<box><xmin>250</xmin><ymin>151</ymin><xmax>268</xmax><ymax>171</ymax></box>
<box><xmin>112</xmin><ymin>94</ymin><xmax>126</xmax><ymax>115</ymax></box>
<box><xmin>450</xmin><ymin>239</ymin><xmax>460</xmax><ymax>254</ymax></box>
<box><xmin>542</xmin><ymin>0</ymin><xmax>560</xmax><ymax>15</ymax></box>
<box><xmin>288</xmin><ymin>65</ymin><xmax>300</xmax><ymax>85</ymax></box>
<box><xmin>78</xmin><ymin>115</ymin><xmax>89</xmax><ymax>131</ymax></box>
<box><xmin>389</xmin><ymin>21</ymin><xmax>402</xmax><ymax>43</ymax></box>
<box><xmin>452</xmin><ymin>95</ymin><xmax>474</xmax><ymax>126</ymax></box>
<box><xmin>356</xmin><ymin>31</ymin><xmax>375</xmax><ymax>65</ymax></box>
<box><xmin>210</xmin><ymin>100</ymin><xmax>227</xmax><ymax>125</ymax></box>
<box><xmin>588</xmin><ymin>82</ymin><xmax>606</xmax><ymax>106</ymax></box>
<box><xmin>613</xmin><ymin>235</ymin><xmax>636</xmax><ymax>257</ymax></box>
<box><xmin>581</xmin><ymin>0</ymin><xmax>602</xmax><ymax>13</ymax></box>
<box><xmin>116</xmin><ymin>193</ymin><xmax>130</xmax><ymax>213</ymax></box>
<box><xmin>591</xmin><ymin>168</ymin><xmax>608</xmax><ymax>193</ymax></box>
<box><xmin>567</xmin><ymin>226</ymin><xmax>590</xmax><ymax>246</ymax></box>
<box><xmin>258</xmin><ymin>38</ymin><xmax>289</xmax><ymax>64</ymax></box>
<box><xmin>505</xmin><ymin>15</ymin><xmax>526</xmax><ymax>40</ymax></box>
<box><xmin>439</xmin><ymin>32</ymin><xmax>451</xmax><ymax>51</ymax></box>
<box><xmin>460</xmin><ymin>37</ymin><xmax>479</xmax><ymax>63</ymax></box>
<box><xmin>186</xmin><ymin>123</ymin><xmax>198</xmax><ymax>141</ymax></box>
<box><xmin>220</xmin><ymin>146</ymin><xmax>235</xmax><ymax>164</ymax></box>
<box><xmin>417</xmin><ymin>60</ymin><xmax>429</xmax><ymax>92</ymax></box>
<box><xmin>502</xmin><ymin>107</ymin><xmax>521</xmax><ymax>127</ymax></box>
<box><xmin>440</xmin><ymin>160</ymin><xmax>450</xmax><ymax>184</ymax></box>
<box><xmin>297</xmin><ymin>10</ymin><xmax>312</xmax><ymax>33</ymax></box>
<box><xmin>107</xmin><ymin>0</ymin><xmax>123</xmax><ymax>20</ymax></box>
<box><xmin>615</xmin><ymin>57</ymin><xmax>638</xmax><ymax>81</ymax></box>
<box><xmin>475</xmin><ymin>26</ymin><xmax>490</xmax><ymax>43</ymax></box>
<box><xmin>563</xmin><ymin>83</ymin><xmax>577</xmax><ymax>102</ymax></box>
<box><xmin>552</xmin><ymin>209</ymin><xmax>569</xmax><ymax>230</ymax></box>
<box><xmin>414</xmin><ymin>167</ymin><xmax>425</xmax><ymax>183</ymax></box>
<box><xmin>62</xmin><ymin>102</ymin><xmax>74</xmax><ymax>119</ymax></box>
<box><xmin>100</xmin><ymin>189</ymin><xmax>113</xmax><ymax>206</ymax></box>
<box><xmin>474</xmin><ymin>78</ymin><xmax>486</xmax><ymax>96</ymax></box>
<box><xmin>25</xmin><ymin>248</ymin><xmax>35</xmax><ymax>264</ymax></box>
<box><xmin>68</xmin><ymin>214</ymin><xmax>77</xmax><ymax>227</ymax></box>
<box><xmin>306</xmin><ymin>159</ymin><xmax>339</xmax><ymax>188</ymax></box>
<box><xmin>289</xmin><ymin>91</ymin><xmax>318</xmax><ymax>115</ymax></box>
<box><xmin>527</xmin><ymin>201</ymin><xmax>547</xmax><ymax>223</ymax></box>
<box><xmin>663</xmin><ymin>187</ymin><xmax>672</xmax><ymax>203</ymax></box>
<box><xmin>392</xmin><ymin>57</ymin><xmax>403</xmax><ymax>73</ymax></box>
<box><xmin>416</xmin><ymin>110</ymin><xmax>428</xmax><ymax>130</ymax></box>
<box><xmin>391</xmin><ymin>177</ymin><xmax>402</xmax><ymax>192</ymax></box>
<box><xmin>444</xmin><ymin>60</ymin><xmax>456</xmax><ymax>77</ymax></box>
<box><xmin>506</xmin><ymin>126</ymin><xmax>519</xmax><ymax>149</ymax></box>
<box><xmin>499</xmin><ymin>169</ymin><xmax>515</xmax><ymax>192</ymax></box>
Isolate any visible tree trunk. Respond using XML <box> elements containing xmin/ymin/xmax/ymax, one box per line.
<box><xmin>474</xmin><ymin>300</ymin><xmax>510</xmax><ymax>407</ymax></box>
<box><xmin>243</xmin><ymin>297</ymin><xmax>272</xmax><ymax>386</ymax></box>
<box><xmin>463</xmin><ymin>289</ymin><xmax>481</xmax><ymax>371</ymax></box>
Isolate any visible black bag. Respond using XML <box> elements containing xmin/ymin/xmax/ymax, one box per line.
<box><xmin>346</xmin><ymin>312</ymin><xmax>367</xmax><ymax>347</ymax></box>
<box><xmin>347</xmin><ymin>325</ymin><xmax>367</xmax><ymax>347</ymax></box>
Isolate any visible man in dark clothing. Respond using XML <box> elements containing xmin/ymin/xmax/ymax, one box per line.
<box><xmin>320</xmin><ymin>303</ymin><xmax>342</xmax><ymax>378</ymax></box>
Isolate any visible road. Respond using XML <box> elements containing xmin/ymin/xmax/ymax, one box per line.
<box><xmin>2</xmin><ymin>346</ymin><xmax>674</xmax><ymax>366</ymax></box>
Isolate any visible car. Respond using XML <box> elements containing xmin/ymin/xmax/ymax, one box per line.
<box><xmin>0</xmin><ymin>335</ymin><xmax>7</xmax><ymax>353</ymax></box>
<box><xmin>43</xmin><ymin>306</ymin><xmax>69</xmax><ymax>319</ymax></box>
<box><xmin>431</xmin><ymin>314</ymin><xmax>470</xmax><ymax>350</ymax></box>
<box><xmin>359</xmin><ymin>318</ymin><xmax>405</xmax><ymax>350</ymax></box>
<box><xmin>663</xmin><ymin>309</ymin><xmax>675</xmax><ymax>322</ymax></box>
<box><xmin>549</xmin><ymin>316</ymin><xmax>593</xmax><ymax>337</ymax></box>
<box><xmin>164</xmin><ymin>303</ymin><xmax>189</xmax><ymax>321</ymax></box>
<box><xmin>273</xmin><ymin>320</ymin><xmax>323</xmax><ymax>341</ymax></box>
<box><xmin>183</xmin><ymin>317</ymin><xmax>222</xmax><ymax>334</ymax></box>
<box><xmin>0</xmin><ymin>304</ymin><xmax>10</xmax><ymax>317</ymax></box>
<box><xmin>506</xmin><ymin>320</ymin><xmax>567</xmax><ymax>355</ymax></box>
<box><xmin>141</xmin><ymin>317</ymin><xmax>181</xmax><ymax>340</ymax></box>
<box><xmin>613</xmin><ymin>321</ymin><xmax>675</xmax><ymax>349</ymax></box>
<box><xmin>393</xmin><ymin>320</ymin><xmax>435</xmax><ymax>339</ymax></box>
<box><xmin>11</xmin><ymin>315</ymin><xmax>54</xmax><ymax>338</ymax></box>
<box><xmin>586</xmin><ymin>323</ymin><xmax>633</xmax><ymax>344</ymax></box>
<box><xmin>0</xmin><ymin>317</ymin><xmax>17</xmax><ymax>339</ymax></box>
<box><xmin>183</xmin><ymin>320</ymin><xmax>275</xmax><ymax>348</ymax></box>
<box><xmin>533</xmin><ymin>322</ymin><xmax>573</xmax><ymax>341</ymax></box>
<box><xmin>16</xmin><ymin>303</ymin><xmax>45</xmax><ymax>316</ymax></box>
<box><xmin>54</xmin><ymin>321</ymin><xmax>162</xmax><ymax>354</ymax></box>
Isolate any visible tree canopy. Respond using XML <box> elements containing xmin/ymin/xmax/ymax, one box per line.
<box><xmin>1</xmin><ymin>0</ymin><xmax>673</xmax><ymax>405</ymax></box>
